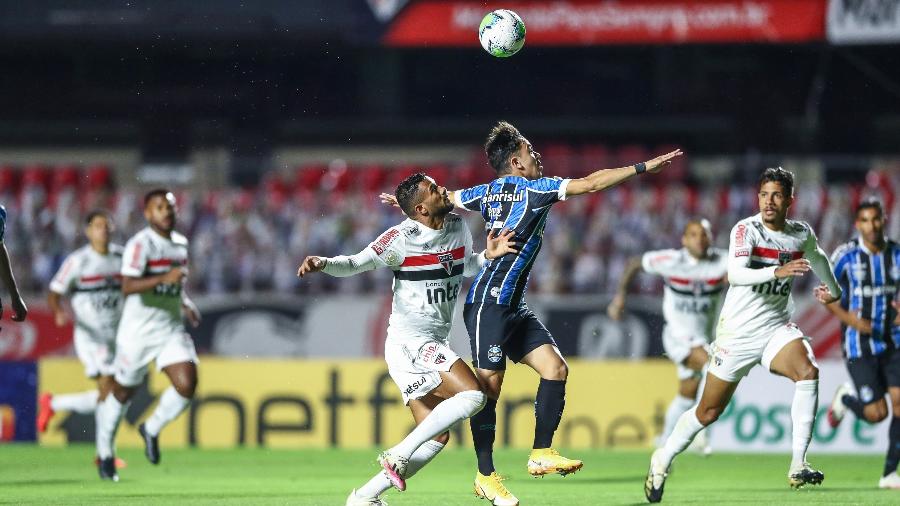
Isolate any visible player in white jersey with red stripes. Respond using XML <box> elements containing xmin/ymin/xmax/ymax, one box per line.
<box><xmin>298</xmin><ymin>173</ymin><xmax>517</xmax><ymax>506</ymax></box>
<box><xmin>94</xmin><ymin>189</ymin><xmax>202</xmax><ymax>481</ymax></box>
<box><xmin>645</xmin><ymin>168</ymin><xmax>843</xmax><ymax>502</ymax></box>
<box><xmin>607</xmin><ymin>219</ymin><xmax>727</xmax><ymax>451</ymax></box>
<box><xmin>38</xmin><ymin>211</ymin><xmax>124</xmax><ymax>445</ymax></box>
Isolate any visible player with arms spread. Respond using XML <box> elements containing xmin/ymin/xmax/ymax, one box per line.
<box><xmin>94</xmin><ymin>189</ymin><xmax>202</xmax><ymax>481</ymax></box>
<box><xmin>824</xmin><ymin>198</ymin><xmax>900</xmax><ymax>489</ymax></box>
<box><xmin>299</xmin><ymin>173</ymin><xmax>517</xmax><ymax>506</ymax></box>
<box><xmin>38</xmin><ymin>211</ymin><xmax>124</xmax><ymax>464</ymax></box>
<box><xmin>0</xmin><ymin>204</ymin><xmax>27</xmax><ymax>322</ymax></box>
<box><xmin>383</xmin><ymin>122</ymin><xmax>681</xmax><ymax>504</ymax></box>
<box><xmin>645</xmin><ymin>167</ymin><xmax>843</xmax><ymax>502</ymax></box>
<box><xmin>607</xmin><ymin>219</ymin><xmax>727</xmax><ymax>452</ymax></box>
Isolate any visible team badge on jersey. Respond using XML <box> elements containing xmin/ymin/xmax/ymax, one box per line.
<box><xmin>778</xmin><ymin>251</ymin><xmax>793</xmax><ymax>265</ymax></box>
<box><xmin>437</xmin><ymin>252</ymin><xmax>454</xmax><ymax>275</ymax></box>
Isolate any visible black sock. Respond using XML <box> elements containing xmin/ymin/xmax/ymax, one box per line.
<box><xmin>470</xmin><ymin>398</ymin><xmax>497</xmax><ymax>475</ymax></box>
<box><xmin>884</xmin><ymin>416</ymin><xmax>900</xmax><ymax>477</ymax></box>
<box><xmin>842</xmin><ymin>394</ymin><xmax>866</xmax><ymax>419</ymax></box>
<box><xmin>533</xmin><ymin>378</ymin><xmax>566</xmax><ymax>449</ymax></box>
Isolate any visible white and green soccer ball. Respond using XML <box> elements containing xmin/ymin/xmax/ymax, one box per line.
<box><xmin>478</xmin><ymin>9</ymin><xmax>526</xmax><ymax>58</ymax></box>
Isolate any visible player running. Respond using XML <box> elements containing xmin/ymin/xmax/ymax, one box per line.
<box><xmin>0</xmin><ymin>204</ymin><xmax>27</xmax><ymax>322</ymax></box>
<box><xmin>384</xmin><ymin>122</ymin><xmax>682</xmax><ymax>505</ymax></box>
<box><xmin>607</xmin><ymin>219</ymin><xmax>727</xmax><ymax>452</ymax></box>
<box><xmin>823</xmin><ymin>198</ymin><xmax>900</xmax><ymax>489</ymax></box>
<box><xmin>38</xmin><ymin>211</ymin><xmax>125</xmax><ymax>462</ymax></box>
<box><xmin>299</xmin><ymin>173</ymin><xmax>516</xmax><ymax>506</ymax></box>
<box><xmin>94</xmin><ymin>189</ymin><xmax>201</xmax><ymax>481</ymax></box>
<box><xmin>645</xmin><ymin>167</ymin><xmax>843</xmax><ymax>502</ymax></box>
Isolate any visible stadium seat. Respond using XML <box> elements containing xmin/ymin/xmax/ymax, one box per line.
<box><xmin>294</xmin><ymin>164</ymin><xmax>327</xmax><ymax>193</ymax></box>
<box><xmin>85</xmin><ymin>164</ymin><xmax>113</xmax><ymax>190</ymax></box>
<box><xmin>358</xmin><ymin>164</ymin><xmax>387</xmax><ymax>194</ymax></box>
<box><xmin>616</xmin><ymin>144</ymin><xmax>649</xmax><ymax>168</ymax></box>
<box><xmin>580</xmin><ymin>143</ymin><xmax>612</xmax><ymax>174</ymax></box>
<box><xmin>541</xmin><ymin>143</ymin><xmax>576</xmax><ymax>178</ymax></box>
<box><xmin>0</xmin><ymin>164</ymin><xmax>18</xmax><ymax>195</ymax></box>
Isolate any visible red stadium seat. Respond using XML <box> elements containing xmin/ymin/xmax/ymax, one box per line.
<box><xmin>294</xmin><ymin>164</ymin><xmax>327</xmax><ymax>193</ymax></box>
<box><xmin>85</xmin><ymin>164</ymin><xmax>113</xmax><ymax>189</ymax></box>
<box><xmin>616</xmin><ymin>144</ymin><xmax>649</xmax><ymax>168</ymax></box>
<box><xmin>21</xmin><ymin>164</ymin><xmax>51</xmax><ymax>189</ymax></box>
<box><xmin>389</xmin><ymin>165</ymin><xmax>420</xmax><ymax>188</ymax></box>
<box><xmin>53</xmin><ymin>164</ymin><xmax>81</xmax><ymax>190</ymax></box>
<box><xmin>358</xmin><ymin>164</ymin><xmax>387</xmax><ymax>194</ymax></box>
<box><xmin>456</xmin><ymin>164</ymin><xmax>485</xmax><ymax>190</ymax></box>
<box><xmin>580</xmin><ymin>143</ymin><xmax>612</xmax><ymax>175</ymax></box>
<box><xmin>321</xmin><ymin>161</ymin><xmax>352</xmax><ymax>194</ymax></box>
<box><xmin>540</xmin><ymin>143</ymin><xmax>575</xmax><ymax>178</ymax></box>
<box><xmin>0</xmin><ymin>165</ymin><xmax>18</xmax><ymax>194</ymax></box>
<box><xmin>425</xmin><ymin>164</ymin><xmax>450</xmax><ymax>188</ymax></box>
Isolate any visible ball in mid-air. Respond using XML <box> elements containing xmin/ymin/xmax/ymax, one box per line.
<box><xmin>478</xmin><ymin>9</ymin><xmax>526</xmax><ymax>58</ymax></box>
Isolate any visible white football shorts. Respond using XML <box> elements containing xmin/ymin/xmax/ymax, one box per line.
<box><xmin>661</xmin><ymin>325</ymin><xmax>710</xmax><ymax>380</ymax></box>
<box><xmin>709</xmin><ymin>322</ymin><xmax>816</xmax><ymax>383</ymax></box>
<box><xmin>74</xmin><ymin>324</ymin><xmax>117</xmax><ymax>378</ymax></box>
<box><xmin>114</xmin><ymin>332</ymin><xmax>199</xmax><ymax>387</ymax></box>
<box><xmin>384</xmin><ymin>335</ymin><xmax>460</xmax><ymax>405</ymax></box>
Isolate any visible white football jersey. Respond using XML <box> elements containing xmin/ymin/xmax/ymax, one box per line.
<box><xmin>719</xmin><ymin>213</ymin><xmax>819</xmax><ymax>336</ymax></box>
<box><xmin>49</xmin><ymin>244</ymin><xmax>125</xmax><ymax>335</ymax></box>
<box><xmin>117</xmin><ymin>227</ymin><xmax>189</xmax><ymax>341</ymax></box>
<box><xmin>642</xmin><ymin>247</ymin><xmax>728</xmax><ymax>339</ymax></box>
<box><xmin>367</xmin><ymin>213</ymin><xmax>481</xmax><ymax>342</ymax></box>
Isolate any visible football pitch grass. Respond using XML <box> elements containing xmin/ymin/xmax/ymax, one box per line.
<box><xmin>2</xmin><ymin>445</ymin><xmax>897</xmax><ymax>505</ymax></box>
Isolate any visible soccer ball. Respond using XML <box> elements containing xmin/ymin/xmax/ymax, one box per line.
<box><xmin>478</xmin><ymin>9</ymin><xmax>526</xmax><ymax>58</ymax></box>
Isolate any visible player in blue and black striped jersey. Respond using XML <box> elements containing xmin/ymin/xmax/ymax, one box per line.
<box><xmin>823</xmin><ymin>198</ymin><xmax>900</xmax><ymax>489</ymax></box>
<box><xmin>446</xmin><ymin>122</ymin><xmax>681</xmax><ymax>502</ymax></box>
<box><xmin>0</xmin><ymin>204</ymin><xmax>28</xmax><ymax>322</ymax></box>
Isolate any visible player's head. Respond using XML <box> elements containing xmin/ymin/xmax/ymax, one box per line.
<box><xmin>84</xmin><ymin>210</ymin><xmax>113</xmax><ymax>245</ymax></box>
<box><xmin>681</xmin><ymin>218</ymin><xmax>712</xmax><ymax>258</ymax></box>
<box><xmin>485</xmin><ymin>121</ymin><xmax>542</xmax><ymax>179</ymax></box>
<box><xmin>855</xmin><ymin>197</ymin><xmax>885</xmax><ymax>245</ymax></box>
<box><xmin>395</xmin><ymin>173</ymin><xmax>453</xmax><ymax>222</ymax></box>
<box><xmin>144</xmin><ymin>188</ymin><xmax>177</xmax><ymax>233</ymax></box>
<box><xmin>757</xmin><ymin>167</ymin><xmax>794</xmax><ymax>226</ymax></box>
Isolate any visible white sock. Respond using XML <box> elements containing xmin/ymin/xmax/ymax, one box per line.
<box><xmin>50</xmin><ymin>390</ymin><xmax>99</xmax><ymax>414</ymax></box>
<box><xmin>357</xmin><ymin>440</ymin><xmax>445</xmax><ymax>499</ymax></box>
<box><xmin>389</xmin><ymin>390</ymin><xmax>485</xmax><ymax>458</ymax></box>
<box><xmin>143</xmin><ymin>386</ymin><xmax>192</xmax><ymax>437</ymax></box>
<box><xmin>790</xmin><ymin>379</ymin><xmax>818</xmax><ymax>470</ymax></box>
<box><xmin>658</xmin><ymin>409</ymin><xmax>705</xmax><ymax>470</ymax></box>
<box><xmin>95</xmin><ymin>395</ymin><xmax>128</xmax><ymax>459</ymax></box>
<box><xmin>662</xmin><ymin>395</ymin><xmax>695</xmax><ymax>442</ymax></box>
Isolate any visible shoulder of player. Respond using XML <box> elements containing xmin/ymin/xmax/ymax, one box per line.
<box><xmin>109</xmin><ymin>243</ymin><xmax>126</xmax><ymax>256</ymax></box>
<box><xmin>643</xmin><ymin>248</ymin><xmax>679</xmax><ymax>264</ymax></box>
<box><xmin>707</xmin><ymin>247</ymin><xmax>729</xmax><ymax>262</ymax></box>
<box><xmin>371</xmin><ymin>223</ymin><xmax>408</xmax><ymax>254</ymax></box>
<box><xmin>831</xmin><ymin>240</ymin><xmax>859</xmax><ymax>260</ymax></box>
<box><xmin>523</xmin><ymin>176</ymin><xmax>563</xmax><ymax>191</ymax></box>
<box><xmin>171</xmin><ymin>231</ymin><xmax>189</xmax><ymax>246</ymax></box>
<box><xmin>785</xmin><ymin>219</ymin><xmax>815</xmax><ymax>237</ymax></box>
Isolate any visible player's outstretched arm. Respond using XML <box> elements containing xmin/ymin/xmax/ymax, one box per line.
<box><xmin>804</xmin><ymin>241</ymin><xmax>842</xmax><ymax>303</ymax></box>
<box><xmin>47</xmin><ymin>291</ymin><xmax>70</xmax><ymax>327</ymax></box>
<box><xmin>181</xmin><ymin>293</ymin><xmax>201</xmax><ymax>328</ymax></box>
<box><xmin>0</xmin><ymin>243</ymin><xmax>26</xmax><ymax>321</ymax></box>
<box><xmin>565</xmin><ymin>149</ymin><xmax>683</xmax><ymax>197</ymax></box>
<box><xmin>297</xmin><ymin>248</ymin><xmax>383</xmax><ymax>279</ymax></box>
<box><xmin>607</xmin><ymin>257</ymin><xmax>643</xmax><ymax>321</ymax></box>
<box><xmin>122</xmin><ymin>267</ymin><xmax>184</xmax><ymax>296</ymax></box>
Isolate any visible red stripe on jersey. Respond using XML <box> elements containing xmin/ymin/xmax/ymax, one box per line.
<box><xmin>751</xmin><ymin>247</ymin><xmax>803</xmax><ymax>260</ymax></box>
<box><xmin>148</xmin><ymin>258</ymin><xmax>176</xmax><ymax>267</ymax></box>
<box><xmin>667</xmin><ymin>276</ymin><xmax>691</xmax><ymax>285</ymax></box>
<box><xmin>706</xmin><ymin>276</ymin><xmax>727</xmax><ymax>286</ymax></box>
<box><xmin>401</xmin><ymin>246</ymin><xmax>465</xmax><ymax>267</ymax></box>
<box><xmin>668</xmin><ymin>276</ymin><xmax>727</xmax><ymax>286</ymax></box>
<box><xmin>79</xmin><ymin>274</ymin><xmax>123</xmax><ymax>283</ymax></box>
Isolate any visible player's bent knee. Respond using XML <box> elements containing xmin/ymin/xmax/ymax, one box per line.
<box><xmin>696</xmin><ymin>405</ymin><xmax>724</xmax><ymax>426</ymax></box>
<box><xmin>458</xmin><ymin>390</ymin><xmax>487</xmax><ymax>416</ymax></box>
<box><xmin>797</xmin><ymin>364</ymin><xmax>818</xmax><ymax>381</ymax></box>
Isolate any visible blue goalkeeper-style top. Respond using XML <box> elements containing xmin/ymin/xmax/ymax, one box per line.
<box><xmin>455</xmin><ymin>176</ymin><xmax>570</xmax><ymax>307</ymax></box>
<box><xmin>0</xmin><ymin>204</ymin><xmax>6</xmax><ymax>242</ymax></box>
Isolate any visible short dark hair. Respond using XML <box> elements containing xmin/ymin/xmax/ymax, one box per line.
<box><xmin>759</xmin><ymin>167</ymin><xmax>794</xmax><ymax>197</ymax></box>
<box><xmin>395</xmin><ymin>173</ymin><xmax>428</xmax><ymax>217</ymax></box>
<box><xmin>144</xmin><ymin>188</ymin><xmax>171</xmax><ymax>208</ymax></box>
<box><xmin>856</xmin><ymin>197</ymin><xmax>883</xmax><ymax>219</ymax></box>
<box><xmin>85</xmin><ymin>209</ymin><xmax>109</xmax><ymax>226</ymax></box>
<box><xmin>485</xmin><ymin>121</ymin><xmax>525</xmax><ymax>175</ymax></box>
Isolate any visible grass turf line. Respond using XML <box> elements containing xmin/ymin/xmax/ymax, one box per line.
<box><xmin>1</xmin><ymin>445</ymin><xmax>896</xmax><ymax>505</ymax></box>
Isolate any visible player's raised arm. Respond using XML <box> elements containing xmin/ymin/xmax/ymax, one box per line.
<box><xmin>802</xmin><ymin>228</ymin><xmax>842</xmax><ymax>304</ymax></box>
<box><xmin>564</xmin><ymin>149</ymin><xmax>683</xmax><ymax>197</ymax></box>
<box><xmin>606</xmin><ymin>257</ymin><xmax>644</xmax><ymax>320</ymax></box>
<box><xmin>299</xmin><ymin>226</ymin><xmax>406</xmax><ymax>278</ymax></box>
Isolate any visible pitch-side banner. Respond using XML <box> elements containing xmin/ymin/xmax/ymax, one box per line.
<box><xmin>710</xmin><ymin>361</ymin><xmax>888</xmax><ymax>453</ymax></box>
<box><xmin>827</xmin><ymin>0</ymin><xmax>900</xmax><ymax>44</ymax></box>
<box><xmin>384</xmin><ymin>0</ymin><xmax>827</xmax><ymax>46</ymax></box>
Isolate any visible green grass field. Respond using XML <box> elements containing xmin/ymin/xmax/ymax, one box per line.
<box><xmin>1</xmin><ymin>445</ymin><xmax>896</xmax><ymax>505</ymax></box>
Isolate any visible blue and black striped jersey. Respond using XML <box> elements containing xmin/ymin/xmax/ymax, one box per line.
<box><xmin>0</xmin><ymin>204</ymin><xmax>6</xmax><ymax>242</ymax></box>
<box><xmin>831</xmin><ymin>238</ymin><xmax>900</xmax><ymax>359</ymax></box>
<box><xmin>454</xmin><ymin>175</ymin><xmax>569</xmax><ymax>307</ymax></box>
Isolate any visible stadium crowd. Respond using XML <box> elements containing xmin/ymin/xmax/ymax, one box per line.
<box><xmin>1</xmin><ymin>159</ymin><xmax>897</xmax><ymax>297</ymax></box>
